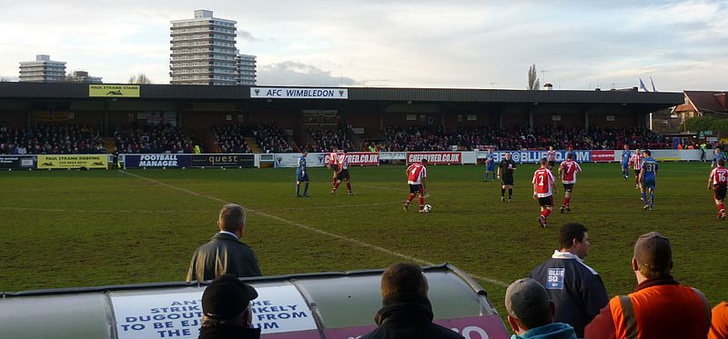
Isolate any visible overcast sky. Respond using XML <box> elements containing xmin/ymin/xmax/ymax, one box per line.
<box><xmin>1</xmin><ymin>0</ymin><xmax>726</xmax><ymax>91</ymax></box>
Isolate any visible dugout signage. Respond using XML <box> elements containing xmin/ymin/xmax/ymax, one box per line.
<box><xmin>407</xmin><ymin>152</ymin><xmax>462</xmax><ymax>165</ymax></box>
<box><xmin>111</xmin><ymin>285</ymin><xmax>319</xmax><ymax>339</ymax></box>
<box><xmin>191</xmin><ymin>154</ymin><xmax>255</xmax><ymax>168</ymax></box>
<box><xmin>0</xmin><ymin>155</ymin><xmax>35</xmax><ymax>169</ymax></box>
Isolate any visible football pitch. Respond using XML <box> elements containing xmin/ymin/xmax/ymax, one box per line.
<box><xmin>1</xmin><ymin>162</ymin><xmax>727</xmax><ymax>318</ymax></box>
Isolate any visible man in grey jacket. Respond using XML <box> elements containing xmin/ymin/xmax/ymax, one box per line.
<box><xmin>187</xmin><ymin>204</ymin><xmax>261</xmax><ymax>282</ymax></box>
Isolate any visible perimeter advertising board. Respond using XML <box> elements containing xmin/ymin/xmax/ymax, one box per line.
<box><xmin>37</xmin><ymin>155</ymin><xmax>108</xmax><ymax>169</ymax></box>
<box><xmin>0</xmin><ymin>155</ymin><xmax>35</xmax><ymax>169</ymax></box>
<box><xmin>274</xmin><ymin>153</ymin><xmax>326</xmax><ymax>168</ymax></box>
<box><xmin>407</xmin><ymin>152</ymin><xmax>462</xmax><ymax>165</ymax></box>
<box><xmin>321</xmin><ymin>153</ymin><xmax>380</xmax><ymax>166</ymax></box>
<box><xmin>124</xmin><ymin>154</ymin><xmax>190</xmax><ymax>169</ymax></box>
<box><xmin>489</xmin><ymin>150</ymin><xmax>591</xmax><ymax>164</ymax></box>
<box><xmin>190</xmin><ymin>154</ymin><xmax>255</xmax><ymax>168</ymax></box>
<box><xmin>111</xmin><ymin>284</ymin><xmax>319</xmax><ymax>339</ymax></box>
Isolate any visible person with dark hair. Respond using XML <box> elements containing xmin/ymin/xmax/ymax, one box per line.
<box><xmin>504</xmin><ymin>278</ymin><xmax>577</xmax><ymax>339</ymax></box>
<box><xmin>557</xmin><ymin>152</ymin><xmax>582</xmax><ymax>213</ymax></box>
<box><xmin>199</xmin><ymin>274</ymin><xmax>261</xmax><ymax>339</ymax></box>
<box><xmin>639</xmin><ymin>150</ymin><xmax>659</xmax><ymax>210</ymax></box>
<box><xmin>360</xmin><ymin>263</ymin><xmax>464</xmax><ymax>339</ymax></box>
<box><xmin>529</xmin><ymin>223</ymin><xmax>608</xmax><ymax>337</ymax></box>
<box><xmin>498</xmin><ymin>152</ymin><xmax>517</xmax><ymax>202</ymax></box>
<box><xmin>532</xmin><ymin>158</ymin><xmax>557</xmax><ymax>228</ymax></box>
<box><xmin>187</xmin><ymin>204</ymin><xmax>261</xmax><ymax>282</ymax></box>
<box><xmin>295</xmin><ymin>151</ymin><xmax>310</xmax><ymax>197</ymax></box>
<box><xmin>585</xmin><ymin>232</ymin><xmax>711</xmax><ymax>338</ymax></box>
<box><xmin>708</xmin><ymin>158</ymin><xmax>728</xmax><ymax>220</ymax></box>
<box><xmin>403</xmin><ymin>158</ymin><xmax>428</xmax><ymax>212</ymax></box>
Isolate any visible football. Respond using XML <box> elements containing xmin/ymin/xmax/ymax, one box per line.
<box><xmin>422</xmin><ymin>204</ymin><xmax>432</xmax><ymax>213</ymax></box>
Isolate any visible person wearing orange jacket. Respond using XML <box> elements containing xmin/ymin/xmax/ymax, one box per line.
<box><xmin>585</xmin><ymin>232</ymin><xmax>711</xmax><ymax>339</ymax></box>
<box><xmin>710</xmin><ymin>301</ymin><xmax>728</xmax><ymax>339</ymax></box>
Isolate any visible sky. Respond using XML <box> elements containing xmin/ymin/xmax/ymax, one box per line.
<box><xmin>1</xmin><ymin>0</ymin><xmax>726</xmax><ymax>92</ymax></box>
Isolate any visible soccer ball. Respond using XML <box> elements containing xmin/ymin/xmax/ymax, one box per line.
<box><xmin>422</xmin><ymin>204</ymin><xmax>432</xmax><ymax>213</ymax></box>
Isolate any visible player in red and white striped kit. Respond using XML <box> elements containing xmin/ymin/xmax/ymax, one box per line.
<box><xmin>546</xmin><ymin>146</ymin><xmax>557</xmax><ymax>169</ymax></box>
<box><xmin>532</xmin><ymin>158</ymin><xmax>557</xmax><ymax>228</ymax></box>
<box><xmin>629</xmin><ymin>148</ymin><xmax>643</xmax><ymax>190</ymax></box>
<box><xmin>328</xmin><ymin>147</ymin><xmax>340</xmax><ymax>188</ymax></box>
<box><xmin>708</xmin><ymin>158</ymin><xmax>728</xmax><ymax>220</ymax></box>
<box><xmin>404</xmin><ymin>159</ymin><xmax>428</xmax><ymax>212</ymax></box>
<box><xmin>330</xmin><ymin>150</ymin><xmax>353</xmax><ymax>195</ymax></box>
<box><xmin>558</xmin><ymin>152</ymin><xmax>582</xmax><ymax>213</ymax></box>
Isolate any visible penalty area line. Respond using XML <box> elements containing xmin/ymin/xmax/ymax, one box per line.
<box><xmin>120</xmin><ymin>170</ymin><xmax>508</xmax><ymax>288</ymax></box>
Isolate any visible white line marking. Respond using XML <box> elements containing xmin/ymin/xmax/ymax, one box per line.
<box><xmin>120</xmin><ymin>170</ymin><xmax>508</xmax><ymax>288</ymax></box>
<box><xmin>0</xmin><ymin>207</ymin><xmax>208</xmax><ymax>214</ymax></box>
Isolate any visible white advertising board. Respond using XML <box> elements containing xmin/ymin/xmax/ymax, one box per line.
<box><xmin>111</xmin><ymin>284</ymin><xmax>317</xmax><ymax>339</ymax></box>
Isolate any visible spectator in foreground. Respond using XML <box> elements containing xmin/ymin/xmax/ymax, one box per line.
<box><xmin>710</xmin><ymin>301</ymin><xmax>728</xmax><ymax>339</ymax></box>
<box><xmin>199</xmin><ymin>274</ymin><xmax>260</xmax><ymax>339</ymax></box>
<box><xmin>504</xmin><ymin>278</ymin><xmax>576</xmax><ymax>339</ymax></box>
<box><xmin>359</xmin><ymin>262</ymin><xmax>464</xmax><ymax>339</ymax></box>
<box><xmin>529</xmin><ymin>223</ymin><xmax>608</xmax><ymax>337</ymax></box>
<box><xmin>187</xmin><ymin>204</ymin><xmax>261</xmax><ymax>282</ymax></box>
<box><xmin>585</xmin><ymin>232</ymin><xmax>711</xmax><ymax>338</ymax></box>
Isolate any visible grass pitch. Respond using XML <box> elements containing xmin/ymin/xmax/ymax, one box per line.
<box><xmin>1</xmin><ymin>162</ymin><xmax>727</xmax><ymax>319</ymax></box>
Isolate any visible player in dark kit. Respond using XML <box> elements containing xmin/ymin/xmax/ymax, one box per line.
<box><xmin>497</xmin><ymin>152</ymin><xmax>517</xmax><ymax>202</ymax></box>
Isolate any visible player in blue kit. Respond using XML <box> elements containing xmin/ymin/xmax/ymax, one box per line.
<box><xmin>639</xmin><ymin>150</ymin><xmax>659</xmax><ymax>210</ymax></box>
<box><xmin>296</xmin><ymin>151</ymin><xmax>310</xmax><ymax>197</ymax></box>
<box><xmin>484</xmin><ymin>148</ymin><xmax>496</xmax><ymax>182</ymax></box>
<box><xmin>620</xmin><ymin>144</ymin><xmax>631</xmax><ymax>180</ymax></box>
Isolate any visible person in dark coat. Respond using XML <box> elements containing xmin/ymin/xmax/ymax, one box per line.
<box><xmin>198</xmin><ymin>274</ymin><xmax>261</xmax><ymax>339</ymax></box>
<box><xmin>187</xmin><ymin>204</ymin><xmax>261</xmax><ymax>282</ymax></box>
<box><xmin>360</xmin><ymin>262</ymin><xmax>465</xmax><ymax>339</ymax></box>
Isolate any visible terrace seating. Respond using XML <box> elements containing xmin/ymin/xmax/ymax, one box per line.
<box><xmin>0</xmin><ymin>124</ymin><xmax>106</xmax><ymax>155</ymax></box>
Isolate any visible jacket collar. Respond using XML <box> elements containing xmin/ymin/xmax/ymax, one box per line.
<box><xmin>374</xmin><ymin>293</ymin><xmax>434</xmax><ymax>326</ymax></box>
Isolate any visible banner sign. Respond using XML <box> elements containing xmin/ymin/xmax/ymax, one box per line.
<box><xmin>407</xmin><ymin>152</ymin><xmax>462</xmax><ymax>165</ymax></box>
<box><xmin>590</xmin><ymin>150</ymin><xmax>616</xmax><ymax>163</ymax></box>
<box><xmin>345</xmin><ymin>152</ymin><xmax>379</xmax><ymax>166</ymax></box>
<box><xmin>274</xmin><ymin>153</ymin><xmax>325</xmax><ymax>168</ymax></box>
<box><xmin>190</xmin><ymin>154</ymin><xmax>255</xmax><ymax>168</ymax></box>
<box><xmin>490</xmin><ymin>151</ymin><xmax>591</xmax><ymax>164</ymax></box>
<box><xmin>111</xmin><ymin>284</ymin><xmax>318</xmax><ymax>339</ymax></box>
<box><xmin>89</xmin><ymin>84</ymin><xmax>140</xmax><ymax>98</ymax></box>
<box><xmin>0</xmin><ymin>155</ymin><xmax>35</xmax><ymax>169</ymax></box>
<box><xmin>250</xmin><ymin>87</ymin><xmax>348</xmax><ymax>99</ymax></box>
<box><xmin>124</xmin><ymin>154</ymin><xmax>190</xmax><ymax>169</ymax></box>
<box><xmin>324</xmin><ymin>315</ymin><xmax>509</xmax><ymax>339</ymax></box>
<box><xmin>37</xmin><ymin>155</ymin><xmax>107</xmax><ymax>169</ymax></box>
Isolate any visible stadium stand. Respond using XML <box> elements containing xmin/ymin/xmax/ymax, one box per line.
<box><xmin>379</xmin><ymin>125</ymin><xmax>670</xmax><ymax>151</ymax></box>
<box><xmin>308</xmin><ymin>128</ymin><xmax>353</xmax><ymax>152</ymax></box>
<box><xmin>113</xmin><ymin>123</ymin><xmax>191</xmax><ymax>154</ymax></box>
<box><xmin>0</xmin><ymin>124</ymin><xmax>106</xmax><ymax>155</ymax></box>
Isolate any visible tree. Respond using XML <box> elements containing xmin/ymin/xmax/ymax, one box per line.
<box><xmin>128</xmin><ymin>74</ymin><xmax>152</xmax><ymax>84</ymax></box>
<box><xmin>528</xmin><ymin>64</ymin><xmax>540</xmax><ymax>90</ymax></box>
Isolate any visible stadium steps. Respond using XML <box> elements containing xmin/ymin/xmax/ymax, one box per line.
<box><xmin>245</xmin><ymin>137</ymin><xmax>262</xmax><ymax>153</ymax></box>
<box><xmin>103</xmin><ymin>137</ymin><xmax>116</xmax><ymax>152</ymax></box>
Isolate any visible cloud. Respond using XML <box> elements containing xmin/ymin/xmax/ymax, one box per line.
<box><xmin>258</xmin><ymin>61</ymin><xmax>360</xmax><ymax>86</ymax></box>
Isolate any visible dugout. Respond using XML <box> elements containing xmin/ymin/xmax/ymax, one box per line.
<box><xmin>0</xmin><ymin>263</ymin><xmax>509</xmax><ymax>339</ymax></box>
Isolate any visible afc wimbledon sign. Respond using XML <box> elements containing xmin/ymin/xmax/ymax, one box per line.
<box><xmin>251</xmin><ymin>87</ymin><xmax>348</xmax><ymax>99</ymax></box>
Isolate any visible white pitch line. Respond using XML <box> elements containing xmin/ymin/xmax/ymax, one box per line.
<box><xmin>120</xmin><ymin>170</ymin><xmax>508</xmax><ymax>288</ymax></box>
<box><xmin>0</xmin><ymin>207</ymin><xmax>208</xmax><ymax>214</ymax></box>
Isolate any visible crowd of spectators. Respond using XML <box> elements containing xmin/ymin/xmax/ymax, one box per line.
<box><xmin>114</xmin><ymin>123</ymin><xmax>192</xmax><ymax>154</ymax></box>
<box><xmin>251</xmin><ymin>124</ymin><xmax>295</xmax><ymax>153</ymax></box>
<box><xmin>212</xmin><ymin>125</ymin><xmax>251</xmax><ymax>153</ymax></box>
<box><xmin>307</xmin><ymin>128</ymin><xmax>353</xmax><ymax>152</ymax></box>
<box><xmin>379</xmin><ymin>125</ymin><xmax>671</xmax><ymax>152</ymax></box>
<box><xmin>0</xmin><ymin>124</ymin><xmax>106</xmax><ymax>155</ymax></box>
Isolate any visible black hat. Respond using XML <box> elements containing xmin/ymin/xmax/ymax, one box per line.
<box><xmin>202</xmin><ymin>274</ymin><xmax>258</xmax><ymax>319</ymax></box>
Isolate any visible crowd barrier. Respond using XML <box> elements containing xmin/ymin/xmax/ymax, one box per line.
<box><xmin>0</xmin><ymin>264</ymin><xmax>509</xmax><ymax>339</ymax></box>
<box><xmin>0</xmin><ymin>150</ymin><xmax>710</xmax><ymax>170</ymax></box>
